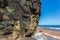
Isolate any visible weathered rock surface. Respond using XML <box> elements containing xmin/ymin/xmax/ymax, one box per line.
<box><xmin>0</xmin><ymin>0</ymin><xmax>41</xmax><ymax>40</ymax></box>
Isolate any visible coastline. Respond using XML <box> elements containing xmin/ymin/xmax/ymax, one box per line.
<box><xmin>38</xmin><ymin>27</ymin><xmax>60</xmax><ymax>40</ymax></box>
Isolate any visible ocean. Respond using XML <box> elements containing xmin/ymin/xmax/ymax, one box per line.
<box><xmin>38</xmin><ymin>25</ymin><xmax>60</xmax><ymax>30</ymax></box>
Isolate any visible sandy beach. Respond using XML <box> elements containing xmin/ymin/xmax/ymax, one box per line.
<box><xmin>39</xmin><ymin>28</ymin><xmax>60</xmax><ymax>40</ymax></box>
<box><xmin>29</xmin><ymin>27</ymin><xmax>60</xmax><ymax>40</ymax></box>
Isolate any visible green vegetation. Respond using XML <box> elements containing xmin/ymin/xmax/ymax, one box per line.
<box><xmin>6</xmin><ymin>6</ymin><xmax>15</xmax><ymax>13</ymax></box>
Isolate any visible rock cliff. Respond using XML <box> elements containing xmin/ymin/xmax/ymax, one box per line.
<box><xmin>0</xmin><ymin>0</ymin><xmax>41</xmax><ymax>40</ymax></box>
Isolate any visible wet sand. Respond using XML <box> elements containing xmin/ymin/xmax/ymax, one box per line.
<box><xmin>39</xmin><ymin>28</ymin><xmax>60</xmax><ymax>40</ymax></box>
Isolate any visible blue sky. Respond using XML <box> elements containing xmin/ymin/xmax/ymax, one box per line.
<box><xmin>38</xmin><ymin>0</ymin><xmax>60</xmax><ymax>25</ymax></box>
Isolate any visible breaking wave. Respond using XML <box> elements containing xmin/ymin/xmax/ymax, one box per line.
<box><xmin>38</xmin><ymin>27</ymin><xmax>60</xmax><ymax>30</ymax></box>
<box><xmin>48</xmin><ymin>27</ymin><xmax>60</xmax><ymax>30</ymax></box>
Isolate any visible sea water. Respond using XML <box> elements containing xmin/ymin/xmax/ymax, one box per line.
<box><xmin>38</xmin><ymin>25</ymin><xmax>60</xmax><ymax>30</ymax></box>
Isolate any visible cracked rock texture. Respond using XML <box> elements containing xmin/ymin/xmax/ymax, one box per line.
<box><xmin>0</xmin><ymin>0</ymin><xmax>41</xmax><ymax>40</ymax></box>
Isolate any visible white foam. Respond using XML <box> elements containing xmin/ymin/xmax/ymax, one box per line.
<box><xmin>32</xmin><ymin>30</ymin><xmax>47</xmax><ymax>40</ymax></box>
<box><xmin>49</xmin><ymin>27</ymin><xmax>60</xmax><ymax>30</ymax></box>
<box><xmin>44</xmin><ymin>33</ymin><xmax>60</xmax><ymax>39</ymax></box>
<box><xmin>37</xmin><ymin>27</ymin><xmax>60</xmax><ymax>30</ymax></box>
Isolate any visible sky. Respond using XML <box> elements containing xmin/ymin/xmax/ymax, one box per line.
<box><xmin>38</xmin><ymin>0</ymin><xmax>60</xmax><ymax>25</ymax></box>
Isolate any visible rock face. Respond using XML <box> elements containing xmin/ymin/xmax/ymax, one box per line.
<box><xmin>0</xmin><ymin>0</ymin><xmax>41</xmax><ymax>40</ymax></box>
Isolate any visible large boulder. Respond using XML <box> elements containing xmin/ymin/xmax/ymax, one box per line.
<box><xmin>0</xmin><ymin>0</ymin><xmax>41</xmax><ymax>40</ymax></box>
